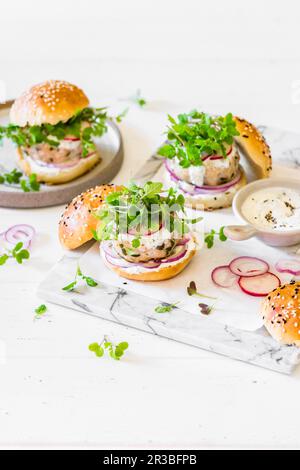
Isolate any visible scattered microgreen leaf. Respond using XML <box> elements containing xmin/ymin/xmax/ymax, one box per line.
<box><xmin>187</xmin><ymin>281</ymin><xmax>217</xmax><ymax>300</ymax></box>
<box><xmin>0</xmin><ymin>241</ymin><xmax>30</xmax><ymax>266</ymax></box>
<box><xmin>198</xmin><ymin>303</ymin><xmax>215</xmax><ymax>315</ymax></box>
<box><xmin>154</xmin><ymin>301</ymin><xmax>180</xmax><ymax>313</ymax></box>
<box><xmin>35</xmin><ymin>304</ymin><xmax>47</xmax><ymax>316</ymax></box>
<box><xmin>116</xmin><ymin>107</ymin><xmax>129</xmax><ymax>123</ymax></box>
<box><xmin>62</xmin><ymin>265</ymin><xmax>98</xmax><ymax>291</ymax></box>
<box><xmin>0</xmin><ymin>168</ymin><xmax>40</xmax><ymax>192</ymax></box>
<box><xmin>204</xmin><ymin>226</ymin><xmax>227</xmax><ymax>249</ymax></box>
<box><xmin>158</xmin><ymin>111</ymin><xmax>239</xmax><ymax>168</ymax></box>
<box><xmin>131</xmin><ymin>89</ymin><xmax>147</xmax><ymax>107</ymax></box>
<box><xmin>0</xmin><ymin>253</ymin><xmax>9</xmax><ymax>265</ymax></box>
<box><xmin>89</xmin><ymin>336</ymin><xmax>128</xmax><ymax>361</ymax></box>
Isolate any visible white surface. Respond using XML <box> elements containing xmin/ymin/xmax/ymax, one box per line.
<box><xmin>1</xmin><ymin>0</ymin><xmax>300</xmax><ymax>450</ymax></box>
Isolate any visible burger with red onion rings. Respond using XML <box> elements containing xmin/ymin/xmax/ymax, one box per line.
<box><xmin>159</xmin><ymin>111</ymin><xmax>272</xmax><ymax>210</ymax></box>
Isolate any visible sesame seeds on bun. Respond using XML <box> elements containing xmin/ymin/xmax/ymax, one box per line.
<box><xmin>260</xmin><ymin>281</ymin><xmax>300</xmax><ymax>346</ymax></box>
<box><xmin>233</xmin><ymin>116</ymin><xmax>272</xmax><ymax>178</ymax></box>
<box><xmin>59</xmin><ymin>184</ymin><xmax>123</xmax><ymax>250</ymax></box>
<box><xmin>10</xmin><ymin>80</ymin><xmax>89</xmax><ymax>127</ymax></box>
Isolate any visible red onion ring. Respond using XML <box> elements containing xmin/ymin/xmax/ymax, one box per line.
<box><xmin>4</xmin><ymin>224</ymin><xmax>35</xmax><ymax>249</ymax></box>
<box><xmin>176</xmin><ymin>236</ymin><xmax>190</xmax><ymax>246</ymax></box>
<box><xmin>103</xmin><ymin>241</ymin><xmax>189</xmax><ymax>270</ymax></box>
<box><xmin>164</xmin><ymin>159</ymin><xmax>241</xmax><ymax>195</ymax></box>
<box><xmin>160</xmin><ymin>245</ymin><xmax>187</xmax><ymax>263</ymax></box>
<box><xmin>31</xmin><ymin>151</ymin><xmax>97</xmax><ymax>169</ymax></box>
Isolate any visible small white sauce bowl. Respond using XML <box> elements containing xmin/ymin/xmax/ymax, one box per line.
<box><xmin>225</xmin><ymin>178</ymin><xmax>300</xmax><ymax>247</ymax></box>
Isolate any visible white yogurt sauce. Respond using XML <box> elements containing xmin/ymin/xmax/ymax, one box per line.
<box><xmin>242</xmin><ymin>187</ymin><xmax>300</xmax><ymax>230</ymax></box>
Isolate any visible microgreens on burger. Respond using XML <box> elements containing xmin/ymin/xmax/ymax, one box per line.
<box><xmin>0</xmin><ymin>107</ymin><xmax>109</xmax><ymax>158</ymax></box>
<box><xmin>94</xmin><ymin>181</ymin><xmax>202</xmax><ymax>248</ymax></box>
<box><xmin>158</xmin><ymin>111</ymin><xmax>240</xmax><ymax>168</ymax></box>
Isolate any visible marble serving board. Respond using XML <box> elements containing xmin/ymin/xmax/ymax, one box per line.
<box><xmin>38</xmin><ymin>125</ymin><xmax>300</xmax><ymax>374</ymax></box>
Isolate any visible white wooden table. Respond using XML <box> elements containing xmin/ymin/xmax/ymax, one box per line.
<box><xmin>1</xmin><ymin>0</ymin><xmax>300</xmax><ymax>449</ymax></box>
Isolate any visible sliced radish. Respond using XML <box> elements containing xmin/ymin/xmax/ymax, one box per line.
<box><xmin>275</xmin><ymin>258</ymin><xmax>300</xmax><ymax>276</ymax></box>
<box><xmin>63</xmin><ymin>137</ymin><xmax>80</xmax><ymax>141</ymax></box>
<box><xmin>229</xmin><ymin>256</ymin><xmax>269</xmax><ymax>277</ymax></box>
<box><xmin>201</xmin><ymin>146</ymin><xmax>232</xmax><ymax>161</ymax></box>
<box><xmin>160</xmin><ymin>245</ymin><xmax>187</xmax><ymax>263</ymax></box>
<box><xmin>211</xmin><ymin>265</ymin><xmax>238</xmax><ymax>288</ymax></box>
<box><xmin>4</xmin><ymin>224</ymin><xmax>35</xmax><ymax>249</ymax></box>
<box><xmin>238</xmin><ymin>272</ymin><xmax>281</xmax><ymax>297</ymax></box>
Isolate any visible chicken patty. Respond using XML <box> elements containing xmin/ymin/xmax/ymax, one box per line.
<box><xmin>114</xmin><ymin>235</ymin><xmax>177</xmax><ymax>263</ymax></box>
<box><xmin>169</xmin><ymin>143</ymin><xmax>240</xmax><ymax>186</ymax></box>
<box><xmin>23</xmin><ymin>139</ymin><xmax>83</xmax><ymax>166</ymax></box>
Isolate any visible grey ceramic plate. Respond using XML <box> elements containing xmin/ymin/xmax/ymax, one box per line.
<box><xmin>0</xmin><ymin>101</ymin><xmax>124</xmax><ymax>208</ymax></box>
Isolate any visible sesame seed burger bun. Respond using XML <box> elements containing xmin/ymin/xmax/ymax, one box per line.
<box><xmin>17</xmin><ymin>146</ymin><xmax>101</xmax><ymax>185</ymax></box>
<box><xmin>233</xmin><ymin>116</ymin><xmax>272</xmax><ymax>178</ymax></box>
<box><xmin>100</xmin><ymin>238</ymin><xmax>196</xmax><ymax>282</ymax></box>
<box><xmin>166</xmin><ymin>165</ymin><xmax>247</xmax><ymax>211</ymax></box>
<box><xmin>10</xmin><ymin>80</ymin><xmax>89</xmax><ymax>127</ymax></box>
<box><xmin>260</xmin><ymin>281</ymin><xmax>300</xmax><ymax>346</ymax></box>
<box><xmin>59</xmin><ymin>184</ymin><xmax>123</xmax><ymax>250</ymax></box>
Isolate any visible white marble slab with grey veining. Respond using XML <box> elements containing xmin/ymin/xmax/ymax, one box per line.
<box><xmin>37</xmin><ymin>125</ymin><xmax>300</xmax><ymax>374</ymax></box>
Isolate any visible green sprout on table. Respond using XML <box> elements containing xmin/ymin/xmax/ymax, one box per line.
<box><xmin>62</xmin><ymin>265</ymin><xmax>98</xmax><ymax>292</ymax></box>
<box><xmin>0</xmin><ymin>241</ymin><xmax>30</xmax><ymax>266</ymax></box>
<box><xmin>154</xmin><ymin>302</ymin><xmax>180</xmax><ymax>313</ymax></box>
<box><xmin>89</xmin><ymin>336</ymin><xmax>129</xmax><ymax>361</ymax></box>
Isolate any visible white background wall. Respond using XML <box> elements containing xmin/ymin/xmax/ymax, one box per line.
<box><xmin>0</xmin><ymin>0</ymin><xmax>300</xmax><ymax>130</ymax></box>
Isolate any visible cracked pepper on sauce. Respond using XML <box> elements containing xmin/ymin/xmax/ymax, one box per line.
<box><xmin>242</xmin><ymin>187</ymin><xmax>300</xmax><ymax>230</ymax></box>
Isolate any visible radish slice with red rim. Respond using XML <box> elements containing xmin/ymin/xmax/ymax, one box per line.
<box><xmin>229</xmin><ymin>256</ymin><xmax>269</xmax><ymax>277</ymax></box>
<box><xmin>4</xmin><ymin>224</ymin><xmax>35</xmax><ymax>249</ymax></box>
<box><xmin>238</xmin><ymin>272</ymin><xmax>281</xmax><ymax>297</ymax></box>
<box><xmin>211</xmin><ymin>265</ymin><xmax>238</xmax><ymax>288</ymax></box>
<box><xmin>275</xmin><ymin>258</ymin><xmax>300</xmax><ymax>276</ymax></box>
